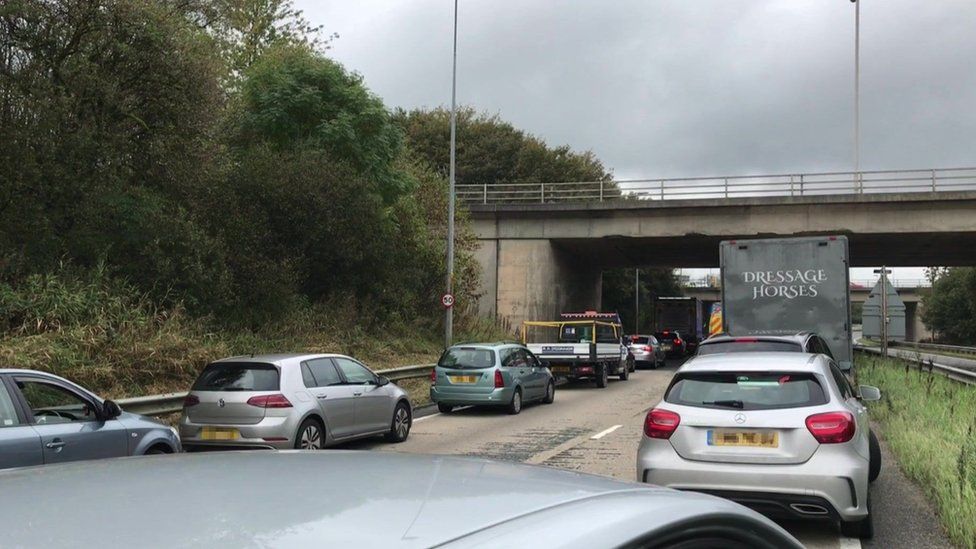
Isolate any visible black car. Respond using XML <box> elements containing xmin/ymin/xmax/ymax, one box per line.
<box><xmin>653</xmin><ymin>331</ymin><xmax>688</xmax><ymax>358</ymax></box>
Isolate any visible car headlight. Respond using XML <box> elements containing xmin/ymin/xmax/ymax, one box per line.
<box><xmin>169</xmin><ymin>426</ymin><xmax>180</xmax><ymax>439</ymax></box>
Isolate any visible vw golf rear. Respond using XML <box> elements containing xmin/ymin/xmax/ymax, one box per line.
<box><xmin>637</xmin><ymin>352</ymin><xmax>881</xmax><ymax>539</ymax></box>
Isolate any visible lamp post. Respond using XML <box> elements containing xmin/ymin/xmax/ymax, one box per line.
<box><xmin>852</xmin><ymin>0</ymin><xmax>861</xmax><ymax>183</ymax></box>
<box><xmin>444</xmin><ymin>0</ymin><xmax>459</xmax><ymax>349</ymax></box>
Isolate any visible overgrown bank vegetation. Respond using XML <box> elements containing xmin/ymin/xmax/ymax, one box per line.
<box><xmin>0</xmin><ymin>1</ymin><xmax>610</xmax><ymax>395</ymax></box>
<box><xmin>857</xmin><ymin>355</ymin><xmax>976</xmax><ymax>548</ymax></box>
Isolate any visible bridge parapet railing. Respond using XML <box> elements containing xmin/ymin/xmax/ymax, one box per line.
<box><xmin>457</xmin><ymin>167</ymin><xmax>976</xmax><ymax>205</ymax></box>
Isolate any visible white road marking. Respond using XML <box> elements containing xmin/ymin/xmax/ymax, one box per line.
<box><xmin>413</xmin><ymin>405</ymin><xmax>472</xmax><ymax>422</ymax></box>
<box><xmin>839</xmin><ymin>537</ymin><xmax>862</xmax><ymax>549</ymax></box>
<box><xmin>590</xmin><ymin>424</ymin><xmax>623</xmax><ymax>439</ymax></box>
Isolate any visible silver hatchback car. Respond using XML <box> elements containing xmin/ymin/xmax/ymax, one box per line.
<box><xmin>637</xmin><ymin>352</ymin><xmax>882</xmax><ymax>539</ymax></box>
<box><xmin>180</xmin><ymin>354</ymin><xmax>412</xmax><ymax>450</ymax></box>
<box><xmin>1</xmin><ymin>369</ymin><xmax>180</xmax><ymax>469</ymax></box>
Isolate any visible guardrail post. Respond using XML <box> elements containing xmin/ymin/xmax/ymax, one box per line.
<box><xmin>600</xmin><ymin>180</ymin><xmax>604</xmax><ymax>201</ymax></box>
<box><xmin>724</xmin><ymin>178</ymin><xmax>728</xmax><ymax>198</ymax></box>
<box><xmin>931</xmin><ymin>169</ymin><xmax>936</xmax><ymax>191</ymax></box>
<box><xmin>660</xmin><ymin>180</ymin><xmax>665</xmax><ymax>200</ymax></box>
<box><xmin>540</xmin><ymin>183</ymin><xmax>545</xmax><ymax>203</ymax></box>
<box><xmin>789</xmin><ymin>175</ymin><xmax>794</xmax><ymax>196</ymax></box>
<box><xmin>483</xmin><ymin>183</ymin><xmax>487</xmax><ymax>204</ymax></box>
<box><xmin>799</xmin><ymin>174</ymin><xmax>804</xmax><ymax>195</ymax></box>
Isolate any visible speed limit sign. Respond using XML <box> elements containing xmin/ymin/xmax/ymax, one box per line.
<box><xmin>441</xmin><ymin>293</ymin><xmax>455</xmax><ymax>308</ymax></box>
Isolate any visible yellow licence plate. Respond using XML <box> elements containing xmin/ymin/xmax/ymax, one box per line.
<box><xmin>200</xmin><ymin>427</ymin><xmax>240</xmax><ymax>441</ymax></box>
<box><xmin>708</xmin><ymin>430</ymin><xmax>778</xmax><ymax>448</ymax></box>
<box><xmin>551</xmin><ymin>366</ymin><xmax>570</xmax><ymax>374</ymax></box>
<box><xmin>449</xmin><ymin>375</ymin><xmax>479</xmax><ymax>384</ymax></box>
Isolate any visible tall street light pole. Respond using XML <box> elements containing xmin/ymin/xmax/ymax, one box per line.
<box><xmin>853</xmin><ymin>0</ymin><xmax>861</xmax><ymax>180</ymax></box>
<box><xmin>445</xmin><ymin>0</ymin><xmax>459</xmax><ymax>349</ymax></box>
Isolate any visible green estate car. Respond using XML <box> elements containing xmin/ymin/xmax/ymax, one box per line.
<box><xmin>431</xmin><ymin>343</ymin><xmax>555</xmax><ymax>415</ymax></box>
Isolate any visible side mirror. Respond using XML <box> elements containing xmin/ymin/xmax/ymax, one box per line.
<box><xmin>102</xmin><ymin>399</ymin><xmax>123</xmax><ymax>419</ymax></box>
<box><xmin>377</xmin><ymin>376</ymin><xmax>391</xmax><ymax>387</ymax></box>
<box><xmin>858</xmin><ymin>385</ymin><xmax>881</xmax><ymax>402</ymax></box>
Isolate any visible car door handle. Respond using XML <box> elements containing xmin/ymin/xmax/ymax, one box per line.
<box><xmin>353</xmin><ymin>392</ymin><xmax>363</xmax><ymax>397</ymax></box>
<box><xmin>315</xmin><ymin>394</ymin><xmax>327</xmax><ymax>399</ymax></box>
<box><xmin>45</xmin><ymin>440</ymin><xmax>65</xmax><ymax>450</ymax></box>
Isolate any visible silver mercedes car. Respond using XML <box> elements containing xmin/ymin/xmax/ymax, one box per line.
<box><xmin>0</xmin><ymin>451</ymin><xmax>804</xmax><ymax>548</ymax></box>
<box><xmin>0</xmin><ymin>369</ymin><xmax>180</xmax><ymax>469</ymax></box>
<box><xmin>180</xmin><ymin>353</ymin><xmax>412</xmax><ymax>450</ymax></box>
<box><xmin>637</xmin><ymin>352</ymin><xmax>882</xmax><ymax>539</ymax></box>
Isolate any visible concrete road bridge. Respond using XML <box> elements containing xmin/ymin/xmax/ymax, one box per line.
<box><xmin>463</xmin><ymin>168</ymin><xmax>976</xmax><ymax>335</ymax></box>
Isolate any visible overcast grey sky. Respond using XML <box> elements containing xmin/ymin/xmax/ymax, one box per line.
<box><xmin>299</xmin><ymin>0</ymin><xmax>975</xmax><ymax>180</ymax></box>
<box><xmin>296</xmin><ymin>0</ymin><xmax>974</xmax><ymax>277</ymax></box>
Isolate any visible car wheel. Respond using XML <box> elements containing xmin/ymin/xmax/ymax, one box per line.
<box><xmin>145</xmin><ymin>446</ymin><xmax>170</xmax><ymax>455</ymax></box>
<box><xmin>868</xmin><ymin>430</ymin><xmax>882</xmax><ymax>482</ymax></box>
<box><xmin>628</xmin><ymin>356</ymin><xmax>636</xmax><ymax>372</ymax></box>
<box><xmin>295</xmin><ymin>418</ymin><xmax>324</xmax><ymax>450</ymax></box>
<box><xmin>385</xmin><ymin>401</ymin><xmax>411</xmax><ymax>443</ymax></box>
<box><xmin>437</xmin><ymin>403</ymin><xmax>454</xmax><ymax>414</ymax></box>
<box><xmin>542</xmin><ymin>380</ymin><xmax>555</xmax><ymax>404</ymax></box>
<box><xmin>507</xmin><ymin>388</ymin><xmax>522</xmax><ymax>415</ymax></box>
<box><xmin>841</xmin><ymin>495</ymin><xmax>874</xmax><ymax>539</ymax></box>
<box><xmin>596</xmin><ymin>365</ymin><xmax>608</xmax><ymax>388</ymax></box>
<box><xmin>618</xmin><ymin>360</ymin><xmax>629</xmax><ymax>381</ymax></box>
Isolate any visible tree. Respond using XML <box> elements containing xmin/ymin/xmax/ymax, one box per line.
<box><xmin>0</xmin><ymin>0</ymin><xmax>232</xmax><ymax>310</ymax></box>
<box><xmin>921</xmin><ymin>268</ymin><xmax>976</xmax><ymax>343</ymax></box>
<box><xmin>602</xmin><ymin>269</ymin><xmax>683</xmax><ymax>333</ymax></box>
<box><xmin>191</xmin><ymin>0</ymin><xmax>335</xmax><ymax>81</ymax></box>
<box><xmin>232</xmin><ymin>46</ymin><xmax>409</xmax><ymax>203</ymax></box>
<box><xmin>394</xmin><ymin>107</ymin><xmax>619</xmax><ymax>201</ymax></box>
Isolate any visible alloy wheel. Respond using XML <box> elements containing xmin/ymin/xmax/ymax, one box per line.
<box><xmin>394</xmin><ymin>406</ymin><xmax>410</xmax><ymax>439</ymax></box>
<box><xmin>301</xmin><ymin>424</ymin><xmax>322</xmax><ymax>450</ymax></box>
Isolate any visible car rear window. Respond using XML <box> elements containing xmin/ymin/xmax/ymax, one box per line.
<box><xmin>439</xmin><ymin>347</ymin><xmax>496</xmax><ymax>370</ymax></box>
<box><xmin>630</xmin><ymin>336</ymin><xmax>651</xmax><ymax>345</ymax></box>
<box><xmin>192</xmin><ymin>362</ymin><xmax>280</xmax><ymax>391</ymax></box>
<box><xmin>665</xmin><ymin>371</ymin><xmax>827</xmax><ymax>410</ymax></box>
<box><xmin>697</xmin><ymin>340</ymin><xmax>803</xmax><ymax>355</ymax></box>
<box><xmin>655</xmin><ymin>332</ymin><xmax>679</xmax><ymax>342</ymax></box>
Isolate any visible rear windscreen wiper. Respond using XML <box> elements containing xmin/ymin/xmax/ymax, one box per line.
<box><xmin>702</xmin><ymin>399</ymin><xmax>744</xmax><ymax>408</ymax></box>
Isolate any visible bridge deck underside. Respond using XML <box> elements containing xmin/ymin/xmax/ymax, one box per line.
<box><xmin>552</xmin><ymin>231</ymin><xmax>976</xmax><ymax>268</ymax></box>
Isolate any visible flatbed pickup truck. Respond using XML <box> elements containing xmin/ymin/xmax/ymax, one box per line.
<box><xmin>521</xmin><ymin>318</ymin><xmax>631</xmax><ymax>388</ymax></box>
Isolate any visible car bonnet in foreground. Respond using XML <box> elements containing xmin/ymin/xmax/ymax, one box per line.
<box><xmin>0</xmin><ymin>451</ymin><xmax>801</xmax><ymax>549</ymax></box>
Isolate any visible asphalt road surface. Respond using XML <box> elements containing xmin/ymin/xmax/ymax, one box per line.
<box><xmin>343</xmin><ymin>359</ymin><xmax>952</xmax><ymax>548</ymax></box>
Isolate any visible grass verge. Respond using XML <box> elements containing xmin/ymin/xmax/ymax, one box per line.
<box><xmin>856</xmin><ymin>354</ymin><xmax>976</xmax><ymax>548</ymax></box>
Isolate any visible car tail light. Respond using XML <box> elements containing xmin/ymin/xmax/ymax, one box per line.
<box><xmin>674</xmin><ymin>338</ymin><xmax>683</xmax><ymax>346</ymax></box>
<box><xmin>644</xmin><ymin>409</ymin><xmax>680</xmax><ymax>439</ymax></box>
<box><xmin>430</xmin><ymin>368</ymin><xmax>437</xmax><ymax>385</ymax></box>
<box><xmin>643</xmin><ymin>346</ymin><xmax>652</xmax><ymax>352</ymax></box>
<box><xmin>735</xmin><ymin>337</ymin><xmax>759</xmax><ymax>343</ymax></box>
<box><xmin>246</xmin><ymin>394</ymin><xmax>293</xmax><ymax>408</ymax></box>
<box><xmin>805</xmin><ymin>412</ymin><xmax>855</xmax><ymax>443</ymax></box>
<box><xmin>494</xmin><ymin>370</ymin><xmax>504</xmax><ymax>388</ymax></box>
<box><xmin>183</xmin><ymin>394</ymin><xmax>199</xmax><ymax>407</ymax></box>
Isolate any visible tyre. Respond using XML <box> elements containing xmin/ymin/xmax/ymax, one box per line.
<box><xmin>437</xmin><ymin>403</ymin><xmax>454</xmax><ymax>414</ymax></box>
<box><xmin>868</xmin><ymin>430</ymin><xmax>882</xmax><ymax>482</ymax></box>
<box><xmin>618</xmin><ymin>359</ymin><xmax>629</xmax><ymax>381</ymax></box>
<box><xmin>596</xmin><ymin>364</ymin><xmax>608</xmax><ymax>388</ymax></box>
<box><xmin>385</xmin><ymin>401</ymin><xmax>411</xmax><ymax>443</ymax></box>
<box><xmin>145</xmin><ymin>446</ymin><xmax>170</xmax><ymax>455</ymax></box>
<box><xmin>841</xmin><ymin>496</ymin><xmax>874</xmax><ymax>539</ymax></box>
<box><xmin>542</xmin><ymin>380</ymin><xmax>555</xmax><ymax>404</ymax></box>
<box><xmin>507</xmin><ymin>388</ymin><xmax>523</xmax><ymax>415</ymax></box>
<box><xmin>628</xmin><ymin>356</ymin><xmax>636</xmax><ymax>373</ymax></box>
<box><xmin>295</xmin><ymin>418</ymin><xmax>324</xmax><ymax>450</ymax></box>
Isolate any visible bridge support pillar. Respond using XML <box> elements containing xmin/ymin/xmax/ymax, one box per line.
<box><xmin>474</xmin><ymin>239</ymin><xmax>602</xmax><ymax>333</ymax></box>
